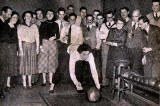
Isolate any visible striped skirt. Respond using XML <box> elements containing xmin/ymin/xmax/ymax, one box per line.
<box><xmin>20</xmin><ymin>42</ymin><xmax>37</xmax><ymax>75</ymax></box>
<box><xmin>38</xmin><ymin>40</ymin><xmax>58</xmax><ymax>73</ymax></box>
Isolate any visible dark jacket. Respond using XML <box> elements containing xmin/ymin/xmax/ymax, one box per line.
<box><xmin>124</xmin><ymin>20</ymin><xmax>147</xmax><ymax>49</ymax></box>
<box><xmin>39</xmin><ymin>20</ymin><xmax>60</xmax><ymax>45</ymax></box>
<box><xmin>146</xmin><ymin>25</ymin><xmax>160</xmax><ymax>62</ymax></box>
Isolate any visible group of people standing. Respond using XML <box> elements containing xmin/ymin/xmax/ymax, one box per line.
<box><xmin>0</xmin><ymin>0</ymin><xmax>160</xmax><ymax>99</ymax></box>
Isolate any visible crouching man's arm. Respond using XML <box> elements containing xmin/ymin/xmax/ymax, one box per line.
<box><xmin>69</xmin><ymin>53</ymin><xmax>83</xmax><ymax>90</ymax></box>
<box><xmin>88</xmin><ymin>53</ymin><xmax>101</xmax><ymax>89</ymax></box>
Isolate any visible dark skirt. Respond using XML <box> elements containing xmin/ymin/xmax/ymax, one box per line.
<box><xmin>38</xmin><ymin>40</ymin><xmax>58</xmax><ymax>73</ymax></box>
<box><xmin>20</xmin><ymin>42</ymin><xmax>37</xmax><ymax>75</ymax></box>
<box><xmin>106</xmin><ymin>46</ymin><xmax>128</xmax><ymax>77</ymax></box>
<box><xmin>5</xmin><ymin>43</ymin><xmax>18</xmax><ymax>76</ymax></box>
<box><xmin>0</xmin><ymin>43</ymin><xmax>8</xmax><ymax>89</ymax></box>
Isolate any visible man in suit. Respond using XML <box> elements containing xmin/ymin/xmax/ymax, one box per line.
<box><xmin>138</xmin><ymin>16</ymin><xmax>160</xmax><ymax>79</ymax></box>
<box><xmin>124</xmin><ymin>9</ymin><xmax>147</xmax><ymax>75</ymax></box>
<box><xmin>147</xmin><ymin>0</ymin><xmax>160</xmax><ymax>27</ymax></box>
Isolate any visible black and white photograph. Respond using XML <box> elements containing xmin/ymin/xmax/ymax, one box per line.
<box><xmin>0</xmin><ymin>0</ymin><xmax>159</xmax><ymax>106</ymax></box>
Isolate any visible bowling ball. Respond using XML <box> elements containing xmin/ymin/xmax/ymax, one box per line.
<box><xmin>144</xmin><ymin>78</ymin><xmax>149</xmax><ymax>85</ymax></box>
<box><xmin>156</xmin><ymin>81</ymin><xmax>160</xmax><ymax>88</ymax></box>
<box><xmin>133</xmin><ymin>76</ymin><xmax>137</xmax><ymax>81</ymax></box>
<box><xmin>136</xmin><ymin>76</ymin><xmax>141</xmax><ymax>82</ymax></box>
<box><xmin>87</xmin><ymin>87</ymin><xmax>101</xmax><ymax>102</ymax></box>
<box><xmin>148</xmin><ymin>78</ymin><xmax>157</xmax><ymax>86</ymax></box>
<box><xmin>128</xmin><ymin>74</ymin><xmax>133</xmax><ymax>79</ymax></box>
<box><xmin>140</xmin><ymin>77</ymin><xmax>144</xmax><ymax>84</ymax></box>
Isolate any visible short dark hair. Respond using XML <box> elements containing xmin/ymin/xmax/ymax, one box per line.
<box><xmin>9</xmin><ymin>11</ymin><xmax>20</xmax><ymax>26</ymax></box>
<box><xmin>106</xmin><ymin>10</ymin><xmax>114</xmax><ymax>16</ymax></box>
<box><xmin>93</xmin><ymin>9</ymin><xmax>101</xmax><ymax>13</ymax></box>
<box><xmin>1</xmin><ymin>6</ymin><xmax>12</xmax><ymax>13</ymax></box>
<box><xmin>35</xmin><ymin>8</ymin><xmax>43</xmax><ymax>13</ymax></box>
<box><xmin>80</xmin><ymin>6</ymin><xmax>87</xmax><ymax>12</ymax></box>
<box><xmin>97</xmin><ymin>13</ymin><xmax>104</xmax><ymax>18</ymax></box>
<box><xmin>46</xmin><ymin>9</ymin><xmax>55</xmax><ymax>14</ymax></box>
<box><xmin>86</xmin><ymin>14</ymin><xmax>94</xmax><ymax>19</ymax></box>
<box><xmin>77</xmin><ymin>44</ymin><xmax>91</xmax><ymax>53</ymax></box>
<box><xmin>69</xmin><ymin>13</ymin><xmax>77</xmax><ymax>19</ymax></box>
<box><xmin>116</xmin><ymin>17</ymin><xmax>125</xmax><ymax>24</ymax></box>
<box><xmin>152</xmin><ymin>0</ymin><xmax>160</xmax><ymax>3</ymax></box>
<box><xmin>119</xmin><ymin>7</ymin><xmax>129</xmax><ymax>12</ymax></box>
<box><xmin>22</xmin><ymin>11</ymin><xmax>33</xmax><ymax>20</ymax></box>
<box><xmin>58</xmin><ymin>7</ymin><xmax>65</xmax><ymax>13</ymax></box>
<box><xmin>67</xmin><ymin>5</ymin><xmax>74</xmax><ymax>9</ymax></box>
<box><xmin>138</xmin><ymin>16</ymin><xmax>150</xmax><ymax>23</ymax></box>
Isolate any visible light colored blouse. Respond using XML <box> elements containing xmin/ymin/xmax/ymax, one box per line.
<box><xmin>17</xmin><ymin>24</ymin><xmax>39</xmax><ymax>43</ymax></box>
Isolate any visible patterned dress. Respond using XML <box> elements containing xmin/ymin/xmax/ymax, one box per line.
<box><xmin>17</xmin><ymin>24</ymin><xmax>39</xmax><ymax>75</ymax></box>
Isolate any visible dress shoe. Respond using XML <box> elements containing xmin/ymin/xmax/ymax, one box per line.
<box><xmin>4</xmin><ymin>87</ymin><xmax>10</xmax><ymax>92</ymax></box>
<box><xmin>41</xmin><ymin>83</ymin><xmax>46</xmax><ymax>86</ymax></box>
<box><xmin>49</xmin><ymin>90</ymin><xmax>54</xmax><ymax>94</ymax></box>
<box><xmin>0</xmin><ymin>91</ymin><xmax>5</xmax><ymax>99</ymax></box>
<box><xmin>76</xmin><ymin>89</ymin><xmax>84</xmax><ymax>93</ymax></box>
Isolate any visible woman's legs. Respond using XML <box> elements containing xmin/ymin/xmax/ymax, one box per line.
<box><xmin>42</xmin><ymin>73</ymin><xmax>46</xmax><ymax>84</ymax></box>
<box><xmin>28</xmin><ymin>75</ymin><xmax>32</xmax><ymax>87</ymax></box>
<box><xmin>7</xmin><ymin>77</ymin><xmax>11</xmax><ymax>87</ymax></box>
<box><xmin>22</xmin><ymin>75</ymin><xmax>27</xmax><ymax>87</ymax></box>
<box><xmin>49</xmin><ymin>71</ymin><xmax>55</xmax><ymax>91</ymax></box>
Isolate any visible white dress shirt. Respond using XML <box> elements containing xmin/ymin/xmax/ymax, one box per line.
<box><xmin>55</xmin><ymin>19</ymin><xmax>68</xmax><ymax>34</ymax></box>
<box><xmin>60</xmin><ymin>24</ymin><xmax>83</xmax><ymax>54</ymax></box>
<box><xmin>96</xmin><ymin>22</ymin><xmax>116</xmax><ymax>48</ymax></box>
<box><xmin>132</xmin><ymin>21</ymin><xmax>138</xmax><ymax>29</ymax></box>
<box><xmin>69</xmin><ymin>51</ymin><xmax>100</xmax><ymax>89</ymax></box>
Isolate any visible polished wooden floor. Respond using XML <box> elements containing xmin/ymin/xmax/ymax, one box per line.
<box><xmin>0</xmin><ymin>82</ymin><xmax>132</xmax><ymax>106</ymax></box>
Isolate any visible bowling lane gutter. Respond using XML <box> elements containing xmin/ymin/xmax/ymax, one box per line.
<box><xmin>38</xmin><ymin>92</ymin><xmax>51</xmax><ymax>106</ymax></box>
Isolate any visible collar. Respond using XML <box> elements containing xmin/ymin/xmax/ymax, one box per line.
<box><xmin>106</xmin><ymin>21</ymin><xmax>114</xmax><ymax>26</ymax></box>
<box><xmin>153</xmin><ymin>11</ymin><xmax>160</xmax><ymax>17</ymax></box>
<box><xmin>0</xmin><ymin>16</ymin><xmax>5</xmax><ymax>22</ymax></box>
<box><xmin>146</xmin><ymin>25</ymin><xmax>150</xmax><ymax>33</ymax></box>
<box><xmin>87</xmin><ymin>24</ymin><xmax>94</xmax><ymax>28</ymax></box>
<box><xmin>132</xmin><ymin>21</ymin><xmax>138</xmax><ymax>28</ymax></box>
<box><xmin>125</xmin><ymin>17</ymin><xmax>130</xmax><ymax>22</ymax></box>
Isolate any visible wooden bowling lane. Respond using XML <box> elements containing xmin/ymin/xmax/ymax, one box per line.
<box><xmin>0</xmin><ymin>83</ymin><xmax>132</xmax><ymax>106</ymax></box>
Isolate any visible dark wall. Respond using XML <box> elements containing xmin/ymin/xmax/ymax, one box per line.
<box><xmin>0</xmin><ymin>0</ymin><xmax>153</xmax><ymax>19</ymax></box>
<box><xmin>0</xmin><ymin>0</ymin><xmax>102</xmax><ymax>17</ymax></box>
<box><xmin>103</xmin><ymin>0</ymin><xmax>152</xmax><ymax>17</ymax></box>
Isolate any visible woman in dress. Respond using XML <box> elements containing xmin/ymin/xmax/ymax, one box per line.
<box><xmin>38</xmin><ymin>9</ymin><xmax>60</xmax><ymax>93</ymax></box>
<box><xmin>17</xmin><ymin>11</ymin><xmax>39</xmax><ymax>88</ymax></box>
<box><xmin>106</xmin><ymin>18</ymin><xmax>128</xmax><ymax>80</ymax></box>
<box><xmin>2</xmin><ymin>11</ymin><xmax>20</xmax><ymax>91</ymax></box>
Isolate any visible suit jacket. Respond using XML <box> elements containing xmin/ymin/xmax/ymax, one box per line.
<box><xmin>124</xmin><ymin>20</ymin><xmax>147</xmax><ymax>49</ymax></box>
<box><xmin>146</xmin><ymin>25</ymin><xmax>160</xmax><ymax>62</ymax></box>
<box><xmin>82</xmin><ymin>25</ymin><xmax>97</xmax><ymax>49</ymax></box>
<box><xmin>147</xmin><ymin>12</ymin><xmax>160</xmax><ymax>28</ymax></box>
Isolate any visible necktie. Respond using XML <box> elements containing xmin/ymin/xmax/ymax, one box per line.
<box><xmin>99</xmin><ymin>25</ymin><xmax>101</xmax><ymax>30</ymax></box>
<box><xmin>156</xmin><ymin>13</ymin><xmax>158</xmax><ymax>18</ymax></box>
<box><xmin>155</xmin><ymin>13</ymin><xmax>159</xmax><ymax>21</ymax></box>
<box><xmin>87</xmin><ymin>26</ymin><xmax>90</xmax><ymax>31</ymax></box>
<box><xmin>68</xmin><ymin>25</ymin><xmax>71</xmax><ymax>44</ymax></box>
<box><xmin>132</xmin><ymin>23</ymin><xmax>136</xmax><ymax>30</ymax></box>
<box><xmin>60</xmin><ymin>21</ymin><xmax>63</xmax><ymax>33</ymax></box>
<box><xmin>108</xmin><ymin>22</ymin><xmax>111</xmax><ymax>27</ymax></box>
